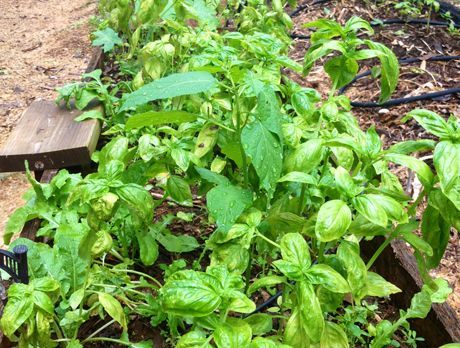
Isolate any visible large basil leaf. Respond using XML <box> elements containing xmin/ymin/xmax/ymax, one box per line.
<box><xmin>120</xmin><ymin>71</ymin><xmax>217</xmax><ymax>111</ymax></box>
<box><xmin>298</xmin><ymin>281</ymin><xmax>324</xmax><ymax>343</ymax></box>
<box><xmin>244</xmin><ymin>313</ymin><xmax>273</xmax><ymax>335</ymax></box>
<box><xmin>210</xmin><ymin>243</ymin><xmax>249</xmax><ymax>274</ymax></box>
<box><xmin>366</xmin><ymin>272</ymin><xmax>401</xmax><ymax>297</ymax></box>
<box><xmin>177</xmin><ymin>330</ymin><xmax>212</xmax><ymax>348</ymax></box>
<box><xmin>404</xmin><ymin>109</ymin><xmax>452</xmax><ymax>139</ymax></box>
<box><xmin>352</xmin><ymin>195</ymin><xmax>388</xmax><ymax>227</ymax></box>
<box><xmin>136</xmin><ymin>230</ymin><xmax>159</xmax><ymax>266</ymax></box>
<box><xmin>0</xmin><ymin>284</ymin><xmax>34</xmax><ymax>337</ymax></box>
<box><xmin>285</xmin><ymin>139</ymin><xmax>323</xmax><ymax>173</ymax></box>
<box><xmin>364</xmin><ymin>40</ymin><xmax>399</xmax><ymax>102</ymax></box>
<box><xmin>319</xmin><ymin>321</ymin><xmax>349</xmax><ymax>348</ymax></box>
<box><xmin>167</xmin><ymin>175</ymin><xmax>193</xmax><ymax>205</ymax></box>
<box><xmin>284</xmin><ymin>308</ymin><xmax>310</xmax><ymax>348</ymax></box>
<box><xmin>214</xmin><ymin>319</ymin><xmax>252</xmax><ymax>348</ymax></box>
<box><xmin>434</xmin><ymin>141</ymin><xmax>460</xmax><ymax>210</ymax></box>
<box><xmin>421</xmin><ymin>205</ymin><xmax>450</xmax><ymax>269</ymax></box>
<box><xmin>277</xmin><ymin>233</ymin><xmax>311</xmax><ymax>272</ymax></box>
<box><xmin>115</xmin><ymin>184</ymin><xmax>154</xmax><ymax>223</ymax></box>
<box><xmin>305</xmin><ymin>264</ymin><xmax>350</xmax><ymax>293</ymax></box>
<box><xmin>207</xmin><ymin>184</ymin><xmax>252</xmax><ymax>232</ymax></box>
<box><xmin>337</xmin><ymin>241</ymin><xmax>367</xmax><ymax>301</ymax></box>
<box><xmin>160</xmin><ymin>275</ymin><xmax>221</xmax><ymax>317</ymax></box>
<box><xmin>315</xmin><ymin>200</ymin><xmax>352</xmax><ymax>242</ymax></box>
<box><xmin>324</xmin><ymin>55</ymin><xmax>359</xmax><ymax>89</ymax></box>
<box><xmin>383</xmin><ymin>153</ymin><xmax>434</xmax><ymax>189</ymax></box>
<box><xmin>248</xmin><ymin>275</ymin><xmax>286</xmax><ymax>295</ymax></box>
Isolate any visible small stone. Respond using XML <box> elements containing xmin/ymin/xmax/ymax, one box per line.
<box><xmin>378</xmin><ymin>108</ymin><xmax>390</xmax><ymax>114</ymax></box>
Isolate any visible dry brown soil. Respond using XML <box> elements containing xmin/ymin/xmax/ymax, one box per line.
<box><xmin>0</xmin><ymin>0</ymin><xmax>96</xmax><ymax>243</ymax></box>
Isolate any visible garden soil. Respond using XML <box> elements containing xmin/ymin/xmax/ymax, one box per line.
<box><xmin>0</xmin><ymin>0</ymin><xmax>96</xmax><ymax>245</ymax></box>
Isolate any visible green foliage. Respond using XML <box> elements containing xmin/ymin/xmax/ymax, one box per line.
<box><xmin>3</xmin><ymin>1</ymin><xmax>458</xmax><ymax>347</ymax></box>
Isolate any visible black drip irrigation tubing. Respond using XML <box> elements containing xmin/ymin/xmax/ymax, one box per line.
<box><xmin>338</xmin><ymin>55</ymin><xmax>460</xmax><ymax>108</ymax></box>
<box><xmin>372</xmin><ymin>18</ymin><xmax>460</xmax><ymax>28</ymax></box>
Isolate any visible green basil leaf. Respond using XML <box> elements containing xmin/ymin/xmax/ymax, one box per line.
<box><xmin>400</xmin><ymin>230</ymin><xmax>433</xmax><ymax>256</ymax></box>
<box><xmin>384</xmin><ymin>153</ymin><xmax>434</xmax><ymax>189</ymax></box>
<box><xmin>403</xmin><ymin>109</ymin><xmax>452</xmax><ymax>139</ymax></box>
<box><xmin>298</xmin><ymin>281</ymin><xmax>324</xmax><ymax>343</ymax></box>
<box><xmin>278</xmin><ymin>171</ymin><xmax>318</xmax><ymax>185</ymax></box>
<box><xmin>305</xmin><ymin>264</ymin><xmax>350</xmax><ymax>293</ymax></box>
<box><xmin>157</xmin><ymin>233</ymin><xmax>199</xmax><ymax>253</ymax></box>
<box><xmin>0</xmin><ymin>286</ymin><xmax>33</xmax><ymax>337</ymax></box>
<box><xmin>406</xmin><ymin>288</ymin><xmax>432</xmax><ymax>319</ymax></box>
<box><xmin>352</xmin><ymin>195</ymin><xmax>388</xmax><ymax>227</ymax></box>
<box><xmin>167</xmin><ymin>175</ymin><xmax>192</xmax><ymax>205</ymax></box>
<box><xmin>136</xmin><ymin>230</ymin><xmax>159</xmax><ymax>266</ymax></box>
<box><xmin>319</xmin><ymin>321</ymin><xmax>349</xmax><ymax>348</ymax></box>
<box><xmin>387</xmin><ymin>139</ymin><xmax>435</xmax><ymax>155</ymax></box>
<box><xmin>337</xmin><ymin>241</ymin><xmax>367</xmax><ymax>301</ymax></box>
<box><xmin>279</xmin><ymin>233</ymin><xmax>311</xmax><ymax>270</ymax></box>
<box><xmin>228</xmin><ymin>295</ymin><xmax>256</xmax><ymax>314</ymax></box>
<box><xmin>366</xmin><ymin>272</ymin><xmax>401</xmax><ymax>297</ymax></box>
<box><xmin>315</xmin><ymin>200</ymin><xmax>352</xmax><ymax>242</ymax></box>
<box><xmin>434</xmin><ymin>141</ymin><xmax>460</xmax><ymax>210</ymax></box>
<box><xmin>273</xmin><ymin>260</ymin><xmax>303</xmax><ymax>280</ymax></box>
<box><xmin>98</xmin><ymin>292</ymin><xmax>127</xmax><ymax>330</ymax></box>
<box><xmin>210</xmin><ymin>243</ymin><xmax>249</xmax><ymax>274</ymax></box>
<box><xmin>324</xmin><ymin>55</ymin><xmax>359</xmax><ymax>88</ymax></box>
<box><xmin>348</xmin><ymin>214</ymin><xmax>387</xmax><ymax>237</ymax></box>
<box><xmin>69</xmin><ymin>289</ymin><xmax>85</xmax><ymax>311</ymax></box>
<box><xmin>364</xmin><ymin>40</ymin><xmax>399</xmax><ymax>103</ymax></box>
<box><xmin>334</xmin><ymin>166</ymin><xmax>359</xmax><ymax>197</ymax></box>
<box><xmin>249</xmin><ymin>337</ymin><xmax>280</xmax><ymax>348</ymax></box>
<box><xmin>247</xmin><ymin>275</ymin><xmax>286</xmax><ymax>295</ymax></box>
<box><xmin>214</xmin><ymin>319</ymin><xmax>252</xmax><ymax>348</ymax></box>
<box><xmin>177</xmin><ymin>330</ymin><xmax>212</xmax><ymax>348</ymax></box>
<box><xmin>195</xmin><ymin>166</ymin><xmax>230</xmax><ymax>186</ymax></box>
<box><xmin>115</xmin><ymin>183</ymin><xmax>154</xmax><ymax>223</ymax></box>
<box><xmin>194</xmin><ymin>123</ymin><xmax>219</xmax><ymax>158</ymax></box>
<box><xmin>285</xmin><ymin>139</ymin><xmax>323</xmax><ymax>173</ymax></box>
<box><xmin>33</xmin><ymin>290</ymin><xmax>54</xmax><ymax>315</ymax></box>
<box><xmin>31</xmin><ymin>277</ymin><xmax>60</xmax><ymax>292</ymax></box>
<box><xmin>244</xmin><ymin>314</ymin><xmax>273</xmax><ymax>335</ymax></box>
<box><xmin>421</xmin><ymin>204</ymin><xmax>450</xmax><ymax>269</ymax></box>
<box><xmin>160</xmin><ymin>279</ymin><xmax>221</xmax><ymax>317</ymax></box>
<box><xmin>284</xmin><ymin>308</ymin><xmax>311</xmax><ymax>347</ymax></box>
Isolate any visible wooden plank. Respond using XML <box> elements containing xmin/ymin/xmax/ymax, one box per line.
<box><xmin>0</xmin><ymin>101</ymin><xmax>101</xmax><ymax>173</ymax></box>
<box><xmin>361</xmin><ymin>237</ymin><xmax>460</xmax><ymax>346</ymax></box>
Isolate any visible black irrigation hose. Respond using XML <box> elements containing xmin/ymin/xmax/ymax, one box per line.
<box><xmin>338</xmin><ymin>55</ymin><xmax>460</xmax><ymax>108</ymax></box>
<box><xmin>371</xmin><ymin>18</ymin><xmax>460</xmax><ymax>28</ymax></box>
<box><xmin>289</xmin><ymin>0</ymin><xmax>331</xmax><ymax>17</ymax></box>
<box><xmin>348</xmin><ymin>88</ymin><xmax>460</xmax><ymax>108</ymax></box>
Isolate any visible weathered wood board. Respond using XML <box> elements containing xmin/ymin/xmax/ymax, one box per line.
<box><xmin>0</xmin><ymin>100</ymin><xmax>100</xmax><ymax>172</ymax></box>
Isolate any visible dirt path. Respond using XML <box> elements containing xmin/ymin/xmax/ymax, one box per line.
<box><xmin>0</xmin><ymin>0</ymin><xmax>96</xmax><ymax>242</ymax></box>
